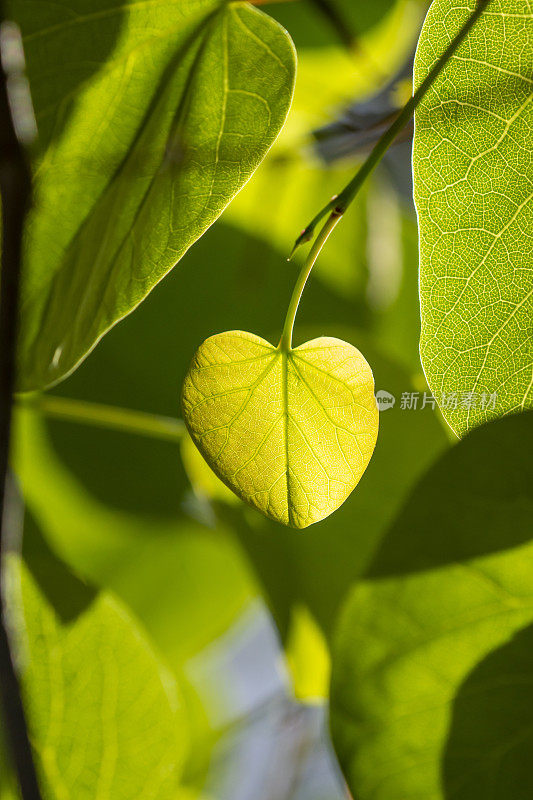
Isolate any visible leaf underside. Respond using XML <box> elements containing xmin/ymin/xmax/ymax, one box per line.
<box><xmin>181</xmin><ymin>331</ymin><xmax>379</xmax><ymax>528</ymax></box>
<box><xmin>14</xmin><ymin>0</ymin><xmax>295</xmax><ymax>390</ymax></box>
<box><xmin>414</xmin><ymin>0</ymin><xmax>533</xmax><ymax>435</ymax></box>
<box><xmin>330</xmin><ymin>411</ymin><xmax>533</xmax><ymax>800</ymax></box>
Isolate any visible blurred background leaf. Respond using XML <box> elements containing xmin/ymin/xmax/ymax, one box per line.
<box><xmin>262</xmin><ymin>0</ymin><xmax>426</xmax><ymax>142</ymax></box>
<box><xmin>5</xmin><ymin>552</ymin><xmax>186</xmax><ymax>799</ymax></box>
<box><xmin>330</xmin><ymin>411</ymin><xmax>533</xmax><ymax>800</ymax></box>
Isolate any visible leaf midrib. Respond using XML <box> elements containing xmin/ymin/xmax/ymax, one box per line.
<box><xmin>281</xmin><ymin>349</ymin><xmax>294</xmax><ymax>527</ymax></box>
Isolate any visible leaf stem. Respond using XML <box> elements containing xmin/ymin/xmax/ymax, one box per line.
<box><xmin>279</xmin><ymin>211</ymin><xmax>342</xmax><ymax>351</ymax></box>
<box><xmin>17</xmin><ymin>395</ymin><xmax>186</xmax><ymax>443</ymax></box>
<box><xmin>290</xmin><ymin>0</ymin><xmax>493</xmax><ymax>255</ymax></box>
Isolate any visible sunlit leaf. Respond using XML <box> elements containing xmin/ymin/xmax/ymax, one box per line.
<box><xmin>13</xmin><ymin>0</ymin><xmax>295</xmax><ymax>390</ymax></box>
<box><xmin>7</xmin><ymin>556</ymin><xmax>186</xmax><ymax>799</ymax></box>
<box><xmin>181</xmin><ymin>331</ymin><xmax>378</xmax><ymax>528</ymax></box>
<box><xmin>330</xmin><ymin>411</ymin><xmax>533</xmax><ymax>800</ymax></box>
<box><xmin>413</xmin><ymin>0</ymin><xmax>533</xmax><ymax>435</ymax></box>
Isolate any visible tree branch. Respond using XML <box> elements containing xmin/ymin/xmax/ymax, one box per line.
<box><xmin>0</xmin><ymin>10</ymin><xmax>43</xmax><ymax>800</ymax></box>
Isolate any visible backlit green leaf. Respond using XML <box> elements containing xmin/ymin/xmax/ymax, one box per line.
<box><xmin>7</xmin><ymin>557</ymin><xmax>185</xmax><ymax>799</ymax></box>
<box><xmin>413</xmin><ymin>0</ymin><xmax>533</xmax><ymax>435</ymax></box>
<box><xmin>330</xmin><ymin>411</ymin><xmax>533</xmax><ymax>800</ymax></box>
<box><xmin>181</xmin><ymin>331</ymin><xmax>379</xmax><ymax>528</ymax></box>
<box><xmin>13</xmin><ymin>0</ymin><xmax>295</xmax><ymax>391</ymax></box>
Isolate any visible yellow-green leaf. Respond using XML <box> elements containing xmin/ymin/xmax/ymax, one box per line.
<box><xmin>181</xmin><ymin>331</ymin><xmax>379</xmax><ymax>528</ymax></box>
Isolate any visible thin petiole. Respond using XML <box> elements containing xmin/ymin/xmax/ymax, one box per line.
<box><xmin>279</xmin><ymin>211</ymin><xmax>342</xmax><ymax>352</ymax></box>
<box><xmin>17</xmin><ymin>394</ymin><xmax>185</xmax><ymax>443</ymax></box>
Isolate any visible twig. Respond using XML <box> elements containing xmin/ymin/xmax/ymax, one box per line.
<box><xmin>18</xmin><ymin>394</ymin><xmax>185</xmax><ymax>442</ymax></box>
<box><xmin>0</xmin><ymin>11</ymin><xmax>43</xmax><ymax>800</ymax></box>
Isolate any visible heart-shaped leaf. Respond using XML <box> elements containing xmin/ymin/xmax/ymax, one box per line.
<box><xmin>181</xmin><ymin>331</ymin><xmax>379</xmax><ymax>528</ymax></box>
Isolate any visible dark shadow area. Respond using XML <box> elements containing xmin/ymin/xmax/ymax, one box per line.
<box><xmin>366</xmin><ymin>411</ymin><xmax>533</xmax><ymax>579</ymax></box>
<box><xmin>44</xmin><ymin>420</ymin><xmax>189</xmax><ymax>519</ymax></box>
<box><xmin>48</xmin><ymin>222</ymin><xmax>366</xmax><ymax>517</ymax></box>
<box><xmin>22</xmin><ymin>511</ymin><xmax>97</xmax><ymax>623</ymax></box>
<box><xmin>218</xmin><ymin>503</ymin><xmax>296</xmax><ymax>640</ymax></box>
<box><xmin>443</xmin><ymin>623</ymin><xmax>533</xmax><ymax>800</ymax></box>
<box><xmin>266</xmin><ymin>0</ymin><xmax>398</xmax><ymax>49</ymax></box>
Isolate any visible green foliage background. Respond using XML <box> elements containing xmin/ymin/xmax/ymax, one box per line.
<box><xmin>1</xmin><ymin>1</ymin><xmax>531</xmax><ymax>799</ymax></box>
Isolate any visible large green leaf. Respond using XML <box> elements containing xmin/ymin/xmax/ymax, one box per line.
<box><xmin>13</xmin><ymin>414</ymin><xmax>251</xmax><ymax>794</ymax></box>
<box><xmin>442</xmin><ymin>622</ymin><xmax>533</xmax><ymax>800</ymax></box>
<box><xmin>5</xmin><ymin>555</ymin><xmax>185</xmax><ymax>800</ymax></box>
<box><xmin>413</xmin><ymin>0</ymin><xmax>533</xmax><ymax>436</ymax></box>
<box><xmin>330</xmin><ymin>411</ymin><xmax>533</xmax><ymax>800</ymax></box>
<box><xmin>13</xmin><ymin>0</ymin><xmax>295</xmax><ymax>391</ymax></box>
<box><xmin>181</xmin><ymin>331</ymin><xmax>379</xmax><ymax>528</ymax></box>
